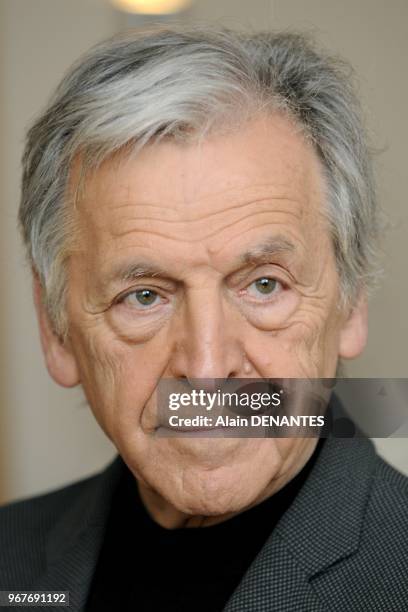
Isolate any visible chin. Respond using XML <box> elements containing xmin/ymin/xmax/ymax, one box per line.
<box><xmin>162</xmin><ymin>462</ymin><xmax>270</xmax><ymax>517</ymax></box>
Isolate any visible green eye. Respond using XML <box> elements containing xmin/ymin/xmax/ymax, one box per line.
<box><xmin>253</xmin><ymin>277</ymin><xmax>277</xmax><ymax>295</ymax></box>
<box><xmin>135</xmin><ymin>289</ymin><xmax>158</xmax><ymax>305</ymax></box>
<box><xmin>125</xmin><ymin>288</ymin><xmax>160</xmax><ymax>308</ymax></box>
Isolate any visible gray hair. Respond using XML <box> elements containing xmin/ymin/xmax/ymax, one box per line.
<box><xmin>18</xmin><ymin>25</ymin><xmax>380</xmax><ymax>339</ymax></box>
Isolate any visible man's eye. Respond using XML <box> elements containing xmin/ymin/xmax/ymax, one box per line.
<box><xmin>246</xmin><ymin>277</ymin><xmax>281</xmax><ymax>299</ymax></box>
<box><xmin>122</xmin><ymin>288</ymin><xmax>161</xmax><ymax>308</ymax></box>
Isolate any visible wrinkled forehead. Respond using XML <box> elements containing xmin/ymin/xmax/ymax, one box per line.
<box><xmin>68</xmin><ymin>114</ymin><xmax>329</xmax><ymax>261</ymax></box>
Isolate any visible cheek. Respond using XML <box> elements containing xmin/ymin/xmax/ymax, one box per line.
<box><xmin>244</xmin><ymin>300</ymin><xmax>341</xmax><ymax>377</ymax></box>
<box><xmin>288</xmin><ymin>300</ymin><xmax>343</xmax><ymax>376</ymax></box>
<box><xmin>106</xmin><ymin>305</ymin><xmax>172</xmax><ymax>344</ymax></box>
<box><xmin>72</xmin><ymin>329</ymin><xmax>166</xmax><ymax>435</ymax></box>
<box><xmin>238</xmin><ymin>289</ymin><xmax>300</xmax><ymax>331</ymax></box>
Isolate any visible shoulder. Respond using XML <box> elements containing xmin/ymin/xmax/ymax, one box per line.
<box><xmin>332</xmin><ymin>451</ymin><xmax>408</xmax><ymax>607</ymax></box>
<box><xmin>0</xmin><ymin>457</ymin><xmax>122</xmax><ymax>587</ymax></box>
<box><xmin>296</xmin><ymin>439</ymin><xmax>408</xmax><ymax>609</ymax></box>
<box><xmin>364</xmin><ymin>452</ymin><xmax>408</xmax><ymax>536</ymax></box>
<box><xmin>0</xmin><ymin>471</ymin><xmax>101</xmax><ymax>543</ymax></box>
<box><xmin>341</xmin><ymin>454</ymin><xmax>408</xmax><ymax>606</ymax></box>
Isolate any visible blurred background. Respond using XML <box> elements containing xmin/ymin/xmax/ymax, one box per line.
<box><xmin>0</xmin><ymin>0</ymin><xmax>407</xmax><ymax>504</ymax></box>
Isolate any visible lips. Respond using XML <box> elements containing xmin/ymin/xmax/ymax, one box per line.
<box><xmin>156</xmin><ymin>424</ymin><xmax>235</xmax><ymax>437</ymax></box>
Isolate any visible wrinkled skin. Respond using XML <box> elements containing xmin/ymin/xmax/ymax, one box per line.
<box><xmin>34</xmin><ymin>114</ymin><xmax>367</xmax><ymax>527</ymax></box>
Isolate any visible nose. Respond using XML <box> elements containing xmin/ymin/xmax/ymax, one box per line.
<box><xmin>168</xmin><ymin>287</ymin><xmax>245</xmax><ymax>383</ymax></box>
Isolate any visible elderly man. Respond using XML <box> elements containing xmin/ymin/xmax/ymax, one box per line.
<box><xmin>0</xmin><ymin>25</ymin><xmax>407</xmax><ymax>611</ymax></box>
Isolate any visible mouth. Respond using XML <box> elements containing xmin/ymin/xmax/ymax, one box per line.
<box><xmin>155</xmin><ymin>424</ymin><xmax>238</xmax><ymax>437</ymax></box>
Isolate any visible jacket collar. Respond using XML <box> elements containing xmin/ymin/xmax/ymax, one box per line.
<box><xmin>274</xmin><ymin>433</ymin><xmax>376</xmax><ymax>574</ymax></box>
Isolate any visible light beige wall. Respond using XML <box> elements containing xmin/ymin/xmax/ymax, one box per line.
<box><xmin>0</xmin><ymin>1</ymin><xmax>8</xmax><ymax>503</ymax></box>
<box><xmin>1</xmin><ymin>0</ymin><xmax>407</xmax><ymax>503</ymax></box>
<box><xmin>0</xmin><ymin>0</ymin><xmax>121</xmax><ymax>503</ymax></box>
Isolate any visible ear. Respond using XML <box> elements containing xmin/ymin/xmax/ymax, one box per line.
<box><xmin>338</xmin><ymin>290</ymin><xmax>368</xmax><ymax>359</ymax></box>
<box><xmin>32</xmin><ymin>271</ymin><xmax>80</xmax><ymax>387</ymax></box>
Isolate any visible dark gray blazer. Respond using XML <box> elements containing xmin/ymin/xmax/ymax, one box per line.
<box><xmin>1</xmin><ymin>421</ymin><xmax>408</xmax><ymax>610</ymax></box>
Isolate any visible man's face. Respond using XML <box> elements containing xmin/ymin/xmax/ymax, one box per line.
<box><xmin>37</xmin><ymin>114</ymin><xmax>367</xmax><ymax>522</ymax></box>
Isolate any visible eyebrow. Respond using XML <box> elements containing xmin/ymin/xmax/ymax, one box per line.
<box><xmin>239</xmin><ymin>236</ymin><xmax>296</xmax><ymax>265</ymax></box>
<box><xmin>102</xmin><ymin>235</ymin><xmax>297</xmax><ymax>291</ymax></box>
<box><xmin>105</xmin><ymin>262</ymin><xmax>171</xmax><ymax>286</ymax></box>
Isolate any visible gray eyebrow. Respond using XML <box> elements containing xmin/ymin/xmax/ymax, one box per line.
<box><xmin>107</xmin><ymin>262</ymin><xmax>169</xmax><ymax>285</ymax></box>
<box><xmin>240</xmin><ymin>236</ymin><xmax>296</xmax><ymax>265</ymax></box>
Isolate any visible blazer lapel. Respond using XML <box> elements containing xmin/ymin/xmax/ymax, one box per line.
<box><xmin>224</xmin><ymin>433</ymin><xmax>377</xmax><ymax>611</ymax></box>
<box><xmin>223</xmin><ymin>533</ymin><xmax>328</xmax><ymax>611</ymax></box>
